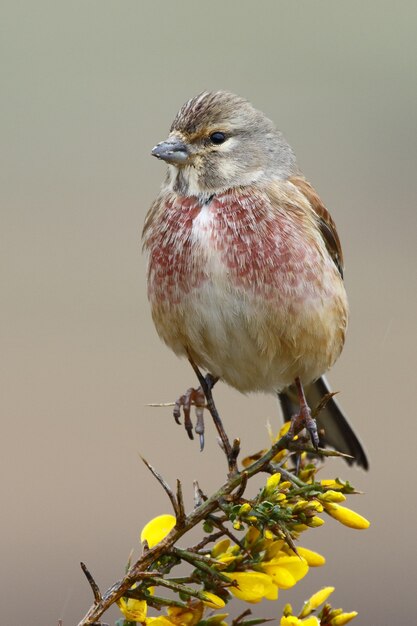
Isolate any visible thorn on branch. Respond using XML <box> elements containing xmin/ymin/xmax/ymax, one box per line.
<box><xmin>188</xmin><ymin>530</ymin><xmax>224</xmax><ymax>553</ymax></box>
<box><xmin>176</xmin><ymin>479</ymin><xmax>186</xmax><ymax>526</ymax></box>
<box><xmin>312</xmin><ymin>391</ymin><xmax>338</xmax><ymax>418</ymax></box>
<box><xmin>231</xmin><ymin>437</ymin><xmax>241</xmax><ymax>463</ymax></box>
<box><xmin>80</xmin><ymin>562</ymin><xmax>102</xmax><ymax>604</ymax></box>
<box><xmin>232</xmin><ymin>609</ymin><xmax>252</xmax><ymax>626</ymax></box>
<box><xmin>193</xmin><ymin>480</ymin><xmax>207</xmax><ymax>508</ymax></box>
<box><xmin>147</xmin><ymin>401</ymin><xmax>177</xmax><ymax>407</ymax></box>
<box><xmin>277</xmin><ymin>522</ymin><xmax>298</xmax><ymax>554</ymax></box>
<box><xmin>231</xmin><ymin>609</ymin><xmax>275</xmax><ymax>626</ymax></box>
<box><xmin>141</xmin><ymin>456</ymin><xmax>181</xmax><ymax>519</ymax></box>
<box><xmin>287</xmin><ymin>442</ymin><xmax>354</xmax><ymax>460</ymax></box>
<box><xmin>125</xmin><ymin>548</ymin><xmax>134</xmax><ymax>573</ymax></box>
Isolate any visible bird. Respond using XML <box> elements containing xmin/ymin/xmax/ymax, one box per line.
<box><xmin>142</xmin><ymin>91</ymin><xmax>368</xmax><ymax>470</ymax></box>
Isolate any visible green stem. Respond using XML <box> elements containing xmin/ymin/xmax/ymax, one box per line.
<box><xmin>146</xmin><ymin>595</ymin><xmax>188</xmax><ymax>609</ymax></box>
<box><xmin>173</xmin><ymin>547</ymin><xmax>233</xmax><ymax>584</ymax></box>
<box><xmin>146</xmin><ymin>576</ymin><xmax>216</xmax><ymax>604</ymax></box>
<box><xmin>273</xmin><ymin>466</ymin><xmax>306</xmax><ymax>488</ymax></box>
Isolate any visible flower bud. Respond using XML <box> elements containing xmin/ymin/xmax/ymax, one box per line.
<box><xmin>320</xmin><ymin>490</ymin><xmax>346</xmax><ymax>503</ymax></box>
<box><xmin>323</xmin><ymin>503</ymin><xmax>370</xmax><ymax>529</ymax></box>
<box><xmin>331</xmin><ymin>611</ymin><xmax>358</xmax><ymax>625</ymax></box>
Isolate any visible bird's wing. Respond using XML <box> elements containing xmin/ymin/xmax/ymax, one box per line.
<box><xmin>289</xmin><ymin>176</ymin><xmax>344</xmax><ymax>278</ymax></box>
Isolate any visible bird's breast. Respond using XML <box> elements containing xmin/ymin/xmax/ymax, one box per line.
<box><xmin>143</xmin><ymin>186</ymin><xmax>347</xmax><ymax>391</ymax></box>
<box><xmin>145</xmin><ymin>187</ymin><xmax>331</xmax><ymax>306</ymax></box>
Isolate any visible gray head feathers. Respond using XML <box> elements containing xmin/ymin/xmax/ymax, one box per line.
<box><xmin>160</xmin><ymin>91</ymin><xmax>298</xmax><ymax>195</ymax></box>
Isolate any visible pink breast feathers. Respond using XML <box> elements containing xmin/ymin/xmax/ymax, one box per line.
<box><xmin>147</xmin><ymin>189</ymin><xmax>322</xmax><ymax>305</ymax></box>
<box><xmin>146</xmin><ymin>195</ymin><xmax>206</xmax><ymax>304</ymax></box>
<box><xmin>209</xmin><ymin>190</ymin><xmax>321</xmax><ymax>301</ymax></box>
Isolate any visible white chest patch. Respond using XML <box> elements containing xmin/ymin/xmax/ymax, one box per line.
<box><xmin>190</xmin><ymin>203</ymin><xmax>229</xmax><ymax>280</ymax></box>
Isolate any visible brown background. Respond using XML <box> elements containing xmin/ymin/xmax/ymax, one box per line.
<box><xmin>2</xmin><ymin>1</ymin><xmax>417</xmax><ymax>624</ymax></box>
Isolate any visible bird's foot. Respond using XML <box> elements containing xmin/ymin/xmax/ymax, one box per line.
<box><xmin>173</xmin><ymin>386</ymin><xmax>207</xmax><ymax>450</ymax></box>
<box><xmin>287</xmin><ymin>377</ymin><xmax>320</xmax><ymax>450</ymax></box>
<box><xmin>172</xmin><ymin>373</ymin><xmax>219</xmax><ymax>451</ymax></box>
<box><xmin>287</xmin><ymin>404</ymin><xmax>320</xmax><ymax>450</ymax></box>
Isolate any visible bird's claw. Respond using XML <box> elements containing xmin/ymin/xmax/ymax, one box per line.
<box><xmin>173</xmin><ymin>387</ymin><xmax>207</xmax><ymax>450</ymax></box>
<box><xmin>288</xmin><ymin>404</ymin><xmax>319</xmax><ymax>450</ymax></box>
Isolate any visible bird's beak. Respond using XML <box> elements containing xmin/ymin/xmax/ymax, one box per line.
<box><xmin>151</xmin><ymin>138</ymin><xmax>189</xmax><ymax>165</ymax></box>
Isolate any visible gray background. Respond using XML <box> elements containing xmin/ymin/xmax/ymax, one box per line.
<box><xmin>2</xmin><ymin>1</ymin><xmax>416</xmax><ymax>625</ymax></box>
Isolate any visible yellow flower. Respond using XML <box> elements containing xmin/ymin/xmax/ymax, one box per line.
<box><xmin>292</xmin><ymin>499</ymin><xmax>310</xmax><ymax>513</ymax></box>
<box><xmin>146</xmin><ymin>603</ymin><xmax>207</xmax><ymax>626</ymax></box>
<box><xmin>308</xmin><ymin>500</ymin><xmax>324</xmax><ymax>513</ymax></box>
<box><xmin>244</xmin><ymin>526</ymin><xmax>261</xmax><ymax>545</ymax></box>
<box><xmin>242</xmin><ymin>451</ymin><xmax>266</xmax><ymax>468</ymax></box>
<box><xmin>277</xmin><ymin>422</ymin><xmax>291</xmax><ymax>438</ymax></box>
<box><xmin>319</xmin><ymin>490</ymin><xmax>346</xmax><ymax>503</ymax></box>
<box><xmin>216</xmin><ymin>553</ymin><xmax>238</xmax><ymax>565</ymax></box>
<box><xmin>265</xmin><ymin>472</ymin><xmax>281</xmax><ymax>492</ymax></box>
<box><xmin>308</xmin><ymin>586</ymin><xmax>335</xmax><ymax>609</ymax></box>
<box><xmin>280</xmin><ymin>616</ymin><xmax>319</xmax><ymax>625</ymax></box>
<box><xmin>117</xmin><ymin>582</ymin><xmax>152</xmax><ymax>622</ymax></box>
<box><xmin>211</xmin><ymin>538</ymin><xmax>231</xmax><ymax>557</ymax></box>
<box><xmin>292</xmin><ymin>524</ymin><xmax>308</xmax><ymax>532</ymax></box>
<box><xmin>202</xmin><ymin>592</ymin><xmax>226</xmax><ymax>608</ymax></box>
<box><xmin>320</xmin><ymin>479</ymin><xmax>344</xmax><ymax>490</ymax></box>
<box><xmin>260</xmin><ymin>555</ymin><xmax>308</xmax><ymax>589</ymax></box>
<box><xmin>331</xmin><ymin>612</ymin><xmax>358</xmax><ymax>625</ymax></box>
<box><xmin>211</xmin><ymin>538</ymin><xmax>239</xmax><ymax>565</ymax></box>
<box><xmin>296</xmin><ymin>547</ymin><xmax>326</xmax><ymax>567</ymax></box>
<box><xmin>272</xmin><ymin>449</ymin><xmax>289</xmax><ymax>464</ymax></box>
<box><xmin>264</xmin><ymin>539</ymin><xmax>285</xmax><ymax>560</ymax></box>
<box><xmin>117</xmin><ymin>596</ymin><xmax>147</xmax><ymax>622</ymax></box>
<box><xmin>224</xmin><ymin>571</ymin><xmax>278</xmax><ymax>603</ymax></box>
<box><xmin>166</xmin><ymin>603</ymin><xmax>203</xmax><ymax>626</ymax></box>
<box><xmin>299</xmin><ymin>586</ymin><xmax>335</xmax><ymax>617</ymax></box>
<box><xmin>323</xmin><ymin>503</ymin><xmax>370</xmax><ymax>530</ymax></box>
<box><xmin>146</xmin><ymin>618</ymin><xmax>174</xmax><ymax>626</ymax></box>
<box><xmin>205</xmin><ymin>614</ymin><xmax>229</xmax><ymax>626</ymax></box>
<box><xmin>140</xmin><ymin>514</ymin><xmax>176</xmax><ymax>548</ymax></box>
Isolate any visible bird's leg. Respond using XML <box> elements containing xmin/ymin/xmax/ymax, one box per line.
<box><xmin>187</xmin><ymin>357</ymin><xmax>240</xmax><ymax>474</ymax></box>
<box><xmin>173</xmin><ymin>387</ymin><xmax>207</xmax><ymax>447</ymax></box>
<box><xmin>287</xmin><ymin>377</ymin><xmax>320</xmax><ymax>449</ymax></box>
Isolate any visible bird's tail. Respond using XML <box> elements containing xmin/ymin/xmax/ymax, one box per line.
<box><xmin>278</xmin><ymin>376</ymin><xmax>368</xmax><ymax>470</ymax></box>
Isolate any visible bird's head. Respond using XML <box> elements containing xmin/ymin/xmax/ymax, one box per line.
<box><xmin>151</xmin><ymin>91</ymin><xmax>297</xmax><ymax>197</ymax></box>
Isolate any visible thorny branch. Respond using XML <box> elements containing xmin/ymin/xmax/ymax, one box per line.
<box><xmin>76</xmin><ymin>428</ymin><xmax>344</xmax><ymax>626</ymax></box>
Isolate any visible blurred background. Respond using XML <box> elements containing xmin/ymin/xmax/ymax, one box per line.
<box><xmin>2</xmin><ymin>1</ymin><xmax>417</xmax><ymax>624</ymax></box>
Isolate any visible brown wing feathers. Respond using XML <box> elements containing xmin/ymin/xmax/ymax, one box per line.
<box><xmin>289</xmin><ymin>176</ymin><xmax>344</xmax><ymax>278</ymax></box>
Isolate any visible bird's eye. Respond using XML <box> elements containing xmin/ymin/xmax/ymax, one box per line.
<box><xmin>209</xmin><ymin>132</ymin><xmax>226</xmax><ymax>145</ymax></box>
